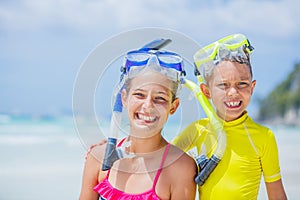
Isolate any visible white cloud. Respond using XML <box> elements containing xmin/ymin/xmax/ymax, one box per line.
<box><xmin>1</xmin><ymin>0</ymin><xmax>299</xmax><ymax>40</ymax></box>
<box><xmin>179</xmin><ymin>0</ymin><xmax>300</xmax><ymax>40</ymax></box>
<box><xmin>0</xmin><ymin>0</ymin><xmax>299</xmax><ymax>115</ymax></box>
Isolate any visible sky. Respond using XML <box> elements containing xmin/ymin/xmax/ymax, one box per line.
<box><xmin>1</xmin><ymin>0</ymin><xmax>300</xmax><ymax>117</ymax></box>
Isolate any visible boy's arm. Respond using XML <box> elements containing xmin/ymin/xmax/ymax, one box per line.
<box><xmin>265</xmin><ymin>179</ymin><xmax>287</xmax><ymax>200</ymax></box>
<box><xmin>85</xmin><ymin>139</ymin><xmax>107</xmax><ymax>160</ymax></box>
<box><xmin>261</xmin><ymin>129</ymin><xmax>287</xmax><ymax>199</ymax></box>
<box><xmin>172</xmin><ymin>121</ymin><xmax>199</xmax><ymax>152</ymax></box>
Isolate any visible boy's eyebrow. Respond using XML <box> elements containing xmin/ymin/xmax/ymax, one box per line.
<box><xmin>240</xmin><ymin>76</ymin><xmax>252</xmax><ymax>80</ymax></box>
<box><xmin>216</xmin><ymin>76</ymin><xmax>252</xmax><ymax>81</ymax></box>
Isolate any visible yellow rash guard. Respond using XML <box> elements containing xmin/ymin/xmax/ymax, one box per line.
<box><xmin>172</xmin><ymin>112</ymin><xmax>282</xmax><ymax>200</ymax></box>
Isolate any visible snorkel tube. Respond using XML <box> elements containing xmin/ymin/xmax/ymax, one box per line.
<box><xmin>102</xmin><ymin>38</ymin><xmax>172</xmax><ymax>171</ymax></box>
<box><xmin>182</xmin><ymin>71</ymin><xmax>227</xmax><ymax>186</ymax></box>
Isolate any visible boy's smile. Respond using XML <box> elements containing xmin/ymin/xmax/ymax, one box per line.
<box><xmin>224</xmin><ymin>100</ymin><xmax>242</xmax><ymax>108</ymax></box>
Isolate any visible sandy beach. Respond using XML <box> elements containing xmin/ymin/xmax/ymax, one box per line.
<box><xmin>0</xmin><ymin>118</ymin><xmax>299</xmax><ymax>199</ymax></box>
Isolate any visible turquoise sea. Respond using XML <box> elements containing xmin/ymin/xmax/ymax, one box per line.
<box><xmin>0</xmin><ymin>114</ymin><xmax>299</xmax><ymax>199</ymax></box>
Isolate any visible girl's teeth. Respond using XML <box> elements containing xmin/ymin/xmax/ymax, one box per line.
<box><xmin>138</xmin><ymin>114</ymin><xmax>155</xmax><ymax>122</ymax></box>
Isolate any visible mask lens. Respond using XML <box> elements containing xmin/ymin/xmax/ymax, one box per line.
<box><xmin>194</xmin><ymin>34</ymin><xmax>253</xmax><ymax>70</ymax></box>
<box><xmin>158</xmin><ymin>53</ymin><xmax>182</xmax><ymax>64</ymax></box>
<box><xmin>126</xmin><ymin>52</ymin><xmax>149</xmax><ymax>62</ymax></box>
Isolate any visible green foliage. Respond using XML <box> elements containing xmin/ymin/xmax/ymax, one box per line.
<box><xmin>258</xmin><ymin>63</ymin><xmax>300</xmax><ymax>120</ymax></box>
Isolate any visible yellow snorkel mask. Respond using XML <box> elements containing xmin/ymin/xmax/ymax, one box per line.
<box><xmin>194</xmin><ymin>33</ymin><xmax>254</xmax><ymax>70</ymax></box>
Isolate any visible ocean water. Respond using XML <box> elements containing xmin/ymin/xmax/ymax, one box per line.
<box><xmin>0</xmin><ymin>115</ymin><xmax>84</xmax><ymax>200</ymax></box>
<box><xmin>0</xmin><ymin>115</ymin><xmax>299</xmax><ymax>200</ymax></box>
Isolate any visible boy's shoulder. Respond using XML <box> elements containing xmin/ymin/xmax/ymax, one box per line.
<box><xmin>190</xmin><ymin>117</ymin><xmax>210</xmax><ymax>126</ymax></box>
<box><xmin>246</xmin><ymin>115</ymin><xmax>273</xmax><ymax>132</ymax></box>
<box><xmin>244</xmin><ymin>115</ymin><xmax>276</xmax><ymax>140</ymax></box>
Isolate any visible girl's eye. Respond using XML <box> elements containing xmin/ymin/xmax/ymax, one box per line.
<box><xmin>133</xmin><ymin>92</ymin><xmax>145</xmax><ymax>98</ymax></box>
<box><xmin>154</xmin><ymin>96</ymin><xmax>168</xmax><ymax>103</ymax></box>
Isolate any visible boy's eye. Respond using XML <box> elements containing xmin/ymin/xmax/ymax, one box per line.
<box><xmin>217</xmin><ymin>83</ymin><xmax>228</xmax><ymax>88</ymax></box>
<box><xmin>237</xmin><ymin>82</ymin><xmax>250</xmax><ymax>88</ymax></box>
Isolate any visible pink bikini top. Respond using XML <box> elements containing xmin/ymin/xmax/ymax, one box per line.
<box><xmin>94</xmin><ymin>139</ymin><xmax>171</xmax><ymax>200</ymax></box>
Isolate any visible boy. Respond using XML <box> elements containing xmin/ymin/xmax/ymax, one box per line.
<box><xmin>173</xmin><ymin>34</ymin><xmax>287</xmax><ymax>199</ymax></box>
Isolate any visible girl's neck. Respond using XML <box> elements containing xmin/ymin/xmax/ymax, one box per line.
<box><xmin>126</xmin><ymin>135</ymin><xmax>168</xmax><ymax>154</ymax></box>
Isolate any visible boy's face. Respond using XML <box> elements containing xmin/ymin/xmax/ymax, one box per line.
<box><xmin>201</xmin><ymin>61</ymin><xmax>256</xmax><ymax>122</ymax></box>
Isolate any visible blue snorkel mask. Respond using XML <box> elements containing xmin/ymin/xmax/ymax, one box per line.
<box><xmin>121</xmin><ymin>49</ymin><xmax>186</xmax><ymax>83</ymax></box>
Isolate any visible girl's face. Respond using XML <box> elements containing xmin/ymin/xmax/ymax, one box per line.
<box><xmin>122</xmin><ymin>72</ymin><xmax>179</xmax><ymax>138</ymax></box>
<box><xmin>201</xmin><ymin>61</ymin><xmax>256</xmax><ymax>122</ymax></box>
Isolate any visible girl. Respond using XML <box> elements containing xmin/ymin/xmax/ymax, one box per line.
<box><xmin>79</xmin><ymin>48</ymin><xmax>197</xmax><ymax>200</ymax></box>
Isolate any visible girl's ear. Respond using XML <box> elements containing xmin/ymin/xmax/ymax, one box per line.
<box><xmin>170</xmin><ymin>98</ymin><xmax>180</xmax><ymax>115</ymax></box>
<box><xmin>121</xmin><ymin>89</ymin><xmax>128</xmax><ymax>108</ymax></box>
<box><xmin>200</xmin><ymin>83</ymin><xmax>211</xmax><ymax>99</ymax></box>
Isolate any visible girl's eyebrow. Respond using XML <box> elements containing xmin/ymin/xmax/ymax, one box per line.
<box><xmin>133</xmin><ymin>88</ymin><xmax>169</xmax><ymax>95</ymax></box>
<box><xmin>133</xmin><ymin>88</ymin><xmax>146</xmax><ymax>92</ymax></box>
<box><xmin>157</xmin><ymin>91</ymin><xmax>169</xmax><ymax>96</ymax></box>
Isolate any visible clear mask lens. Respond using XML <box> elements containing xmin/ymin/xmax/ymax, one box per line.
<box><xmin>194</xmin><ymin>34</ymin><xmax>253</xmax><ymax>69</ymax></box>
<box><xmin>123</xmin><ymin>50</ymin><xmax>185</xmax><ymax>82</ymax></box>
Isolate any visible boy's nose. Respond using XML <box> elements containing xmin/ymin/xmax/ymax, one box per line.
<box><xmin>227</xmin><ymin>86</ymin><xmax>238</xmax><ymax>96</ymax></box>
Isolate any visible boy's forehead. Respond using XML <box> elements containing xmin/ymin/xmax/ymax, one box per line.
<box><xmin>213</xmin><ymin>61</ymin><xmax>252</xmax><ymax>79</ymax></box>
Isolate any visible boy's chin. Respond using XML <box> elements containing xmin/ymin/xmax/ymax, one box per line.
<box><xmin>223</xmin><ymin>111</ymin><xmax>245</xmax><ymax>121</ymax></box>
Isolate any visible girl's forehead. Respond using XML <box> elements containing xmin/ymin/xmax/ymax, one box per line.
<box><xmin>130</xmin><ymin>72</ymin><xmax>174</xmax><ymax>91</ymax></box>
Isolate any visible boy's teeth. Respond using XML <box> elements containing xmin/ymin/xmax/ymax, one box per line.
<box><xmin>226</xmin><ymin>101</ymin><xmax>240</xmax><ymax>107</ymax></box>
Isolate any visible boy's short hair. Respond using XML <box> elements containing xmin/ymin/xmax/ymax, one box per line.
<box><xmin>202</xmin><ymin>46</ymin><xmax>253</xmax><ymax>82</ymax></box>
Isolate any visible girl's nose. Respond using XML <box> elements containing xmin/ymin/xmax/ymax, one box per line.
<box><xmin>142</xmin><ymin>95</ymin><xmax>154</xmax><ymax>111</ymax></box>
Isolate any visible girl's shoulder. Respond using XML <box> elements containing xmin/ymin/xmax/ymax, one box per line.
<box><xmin>166</xmin><ymin>144</ymin><xmax>197</xmax><ymax>170</ymax></box>
<box><xmin>159</xmin><ymin>144</ymin><xmax>197</xmax><ymax>192</ymax></box>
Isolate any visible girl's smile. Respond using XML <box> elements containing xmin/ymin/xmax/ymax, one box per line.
<box><xmin>136</xmin><ymin>112</ymin><xmax>157</xmax><ymax>124</ymax></box>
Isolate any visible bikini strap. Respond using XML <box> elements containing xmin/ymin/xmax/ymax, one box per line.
<box><xmin>117</xmin><ymin>137</ymin><xmax>127</xmax><ymax>147</ymax></box>
<box><xmin>152</xmin><ymin>143</ymin><xmax>171</xmax><ymax>189</ymax></box>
